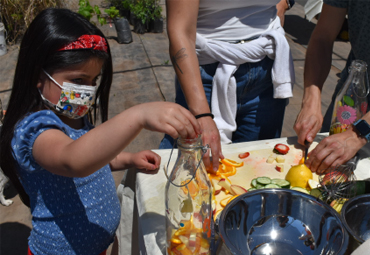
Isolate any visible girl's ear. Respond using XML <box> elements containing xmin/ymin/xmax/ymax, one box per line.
<box><xmin>37</xmin><ymin>72</ymin><xmax>47</xmax><ymax>89</ymax></box>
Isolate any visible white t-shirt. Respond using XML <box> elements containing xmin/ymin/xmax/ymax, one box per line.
<box><xmin>197</xmin><ymin>0</ymin><xmax>281</xmax><ymax>42</ymax></box>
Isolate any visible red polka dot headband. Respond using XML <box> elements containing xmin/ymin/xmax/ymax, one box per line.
<box><xmin>58</xmin><ymin>35</ymin><xmax>108</xmax><ymax>53</ymax></box>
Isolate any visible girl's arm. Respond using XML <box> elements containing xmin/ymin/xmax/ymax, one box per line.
<box><xmin>32</xmin><ymin>102</ymin><xmax>200</xmax><ymax>177</ymax></box>
<box><xmin>110</xmin><ymin>150</ymin><xmax>161</xmax><ymax>172</ymax></box>
<box><xmin>166</xmin><ymin>0</ymin><xmax>223</xmax><ymax>173</ymax></box>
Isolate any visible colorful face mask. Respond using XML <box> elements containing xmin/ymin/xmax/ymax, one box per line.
<box><xmin>41</xmin><ymin>70</ymin><xmax>98</xmax><ymax>119</ymax></box>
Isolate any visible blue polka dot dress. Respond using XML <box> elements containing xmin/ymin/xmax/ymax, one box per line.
<box><xmin>11</xmin><ymin>110</ymin><xmax>121</xmax><ymax>255</ymax></box>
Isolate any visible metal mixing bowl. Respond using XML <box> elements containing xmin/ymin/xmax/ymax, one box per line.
<box><xmin>218</xmin><ymin>189</ymin><xmax>349</xmax><ymax>255</ymax></box>
<box><xmin>341</xmin><ymin>194</ymin><xmax>370</xmax><ymax>250</ymax></box>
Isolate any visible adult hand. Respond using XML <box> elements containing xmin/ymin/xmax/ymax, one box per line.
<box><xmin>294</xmin><ymin>104</ymin><xmax>323</xmax><ymax>145</ymax></box>
<box><xmin>197</xmin><ymin>117</ymin><xmax>224</xmax><ymax>174</ymax></box>
<box><xmin>138</xmin><ymin>102</ymin><xmax>201</xmax><ymax>140</ymax></box>
<box><xmin>131</xmin><ymin>150</ymin><xmax>161</xmax><ymax>171</ymax></box>
<box><xmin>305</xmin><ymin>128</ymin><xmax>366</xmax><ymax>174</ymax></box>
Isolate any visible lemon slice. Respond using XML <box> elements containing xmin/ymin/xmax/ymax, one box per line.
<box><xmin>308</xmin><ymin>179</ymin><xmax>320</xmax><ymax>190</ymax></box>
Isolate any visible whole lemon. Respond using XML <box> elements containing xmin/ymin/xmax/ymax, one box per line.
<box><xmin>285</xmin><ymin>164</ymin><xmax>313</xmax><ymax>189</ymax></box>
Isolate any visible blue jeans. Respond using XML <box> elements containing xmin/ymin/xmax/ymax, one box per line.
<box><xmin>159</xmin><ymin>57</ymin><xmax>288</xmax><ymax>149</ymax></box>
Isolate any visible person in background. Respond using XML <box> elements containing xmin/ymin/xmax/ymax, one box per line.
<box><xmin>160</xmin><ymin>0</ymin><xmax>295</xmax><ymax>173</ymax></box>
<box><xmin>0</xmin><ymin>8</ymin><xmax>200</xmax><ymax>254</ymax></box>
<box><xmin>294</xmin><ymin>0</ymin><xmax>370</xmax><ymax>174</ymax></box>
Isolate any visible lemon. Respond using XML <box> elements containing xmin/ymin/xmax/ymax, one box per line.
<box><xmin>285</xmin><ymin>164</ymin><xmax>313</xmax><ymax>189</ymax></box>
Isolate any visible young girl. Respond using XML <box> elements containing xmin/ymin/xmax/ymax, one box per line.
<box><xmin>0</xmin><ymin>8</ymin><xmax>200</xmax><ymax>255</ymax></box>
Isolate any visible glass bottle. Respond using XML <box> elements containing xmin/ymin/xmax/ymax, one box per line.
<box><xmin>165</xmin><ymin>136</ymin><xmax>213</xmax><ymax>255</ymax></box>
<box><xmin>330</xmin><ymin>60</ymin><xmax>369</xmax><ymax>135</ymax></box>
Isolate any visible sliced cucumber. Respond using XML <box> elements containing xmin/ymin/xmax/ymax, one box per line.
<box><xmin>264</xmin><ymin>184</ymin><xmax>281</xmax><ymax>189</ymax></box>
<box><xmin>251</xmin><ymin>178</ymin><xmax>258</xmax><ymax>188</ymax></box>
<box><xmin>271</xmin><ymin>178</ymin><xmax>290</xmax><ymax>189</ymax></box>
<box><xmin>256</xmin><ymin>184</ymin><xmax>265</xmax><ymax>189</ymax></box>
<box><xmin>291</xmin><ymin>186</ymin><xmax>309</xmax><ymax>194</ymax></box>
<box><xmin>248</xmin><ymin>188</ymin><xmax>257</xmax><ymax>191</ymax></box>
<box><xmin>257</xmin><ymin>177</ymin><xmax>271</xmax><ymax>185</ymax></box>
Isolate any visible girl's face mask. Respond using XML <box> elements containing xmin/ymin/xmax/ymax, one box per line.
<box><xmin>41</xmin><ymin>70</ymin><xmax>98</xmax><ymax>119</ymax></box>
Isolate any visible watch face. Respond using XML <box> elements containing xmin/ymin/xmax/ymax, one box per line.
<box><xmin>356</xmin><ymin>120</ymin><xmax>370</xmax><ymax>135</ymax></box>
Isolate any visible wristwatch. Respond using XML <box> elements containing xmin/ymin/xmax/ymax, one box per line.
<box><xmin>353</xmin><ymin>119</ymin><xmax>370</xmax><ymax>142</ymax></box>
<box><xmin>286</xmin><ymin>0</ymin><xmax>295</xmax><ymax>10</ymax></box>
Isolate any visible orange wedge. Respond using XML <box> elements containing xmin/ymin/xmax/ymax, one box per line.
<box><xmin>181</xmin><ymin>180</ymin><xmax>199</xmax><ymax>198</ymax></box>
<box><xmin>227</xmin><ymin>195</ymin><xmax>239</xmax><ymax>204</ymax></box>
<box><xmin>221</xmin><ymin>158</ymin><xmax>244</xmax><ymax>167</ymax></box>
<box><xmin>220</xmin><ymin>196</ymin><xmax>233</xmax><ymax>207</ymax></box>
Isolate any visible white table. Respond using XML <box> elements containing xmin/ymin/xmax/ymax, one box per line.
<box><xmin>116</xmin><ymin>134</ymin><xmax>370</xmax><ymax>255</ymax></box>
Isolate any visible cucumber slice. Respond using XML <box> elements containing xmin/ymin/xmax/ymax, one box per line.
<box><xmin>271</xmin><ymin>179</ymin><xmax>290</xmax><ymax>189</ymax></box>
<box><xmin>264</xmin><ymin>184</ymin><xmax>281</xmax><ymax>189</ymax></box>
<box><xmin>248</xmin><ymin>188</ymin><xmax>257</xmax><ymax>191</ymax></box>
<box><xmin>291</xmin><ymin>186</ymin><xmax>309</xmax><ymax>194</ymax></box>
<box><xmin>251</xmin><ymin>178</ymin><xmax>258</xmax><ymax>188</ymax></box>
<box><xmin>310</xmin><ymin>188</ymin><xmax>322</xmax><ymax>198</ymax></box>
<box><xmin>257</xmin><ymin>177</ymin><xmax>271</xmax><ymax>185</ymax></box>
<box><xmin>256</xmin><ymin>184</ymin><xmax>265</xmax><ymax>189</ymax></box>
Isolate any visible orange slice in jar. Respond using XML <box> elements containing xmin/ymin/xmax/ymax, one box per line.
<box><xmin>181</xmin><ymin>180</ymin><xmax>199</xmax><ymax>198</ymax></box>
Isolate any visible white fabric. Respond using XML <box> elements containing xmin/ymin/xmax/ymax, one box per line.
<box><xmin>304</xmin><ymin>0</ymin><xmax>323</xmax><ymax>21</ymax></box>
<box><xmin>351</xmin><ymin>238</ymin><xmax>370</xmax><ymax>255</ymax></box>
<box><xmin>196</xmin><ymin>18</ymin><xmax>295</xmax><ymax>143</ymax></box>
<box><xmin>197</xmin><ymin>0</ymin><xmax>280</xmax><ymax>41</ymax></box>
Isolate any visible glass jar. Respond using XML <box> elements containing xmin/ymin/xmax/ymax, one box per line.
<box><xmin>330</xmin><ymin>60</ymin><xmax>369</xmax><ymax>135</ymax></box>
<box><xmin>165</xmin><ymin>136</ymin><xmax>212</xmax><ymax>255</ymax></box>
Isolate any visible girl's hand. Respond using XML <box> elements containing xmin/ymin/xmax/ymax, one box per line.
<box><xmin>197</xmin><ymin>117</ymin><xmax>224</xmax><ymax>174</ymax></box>
<box><xmin>305</xmin><ymin>128</ymin><xmax>366</xmax><ymax>174</ymax></box>
<box><xmin>130</xmin><ymin>150</ymin><xmax>161</xmax><ymax>171</ymax></box>
<box><xmin>138</xmin><ymin>102</ymin><xmax>201</xmax><ymax>139</ymax></box>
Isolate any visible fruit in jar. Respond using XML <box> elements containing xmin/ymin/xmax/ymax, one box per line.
<box><xmin>285</xmin><ymin>163</ymin><xmax>313</xmax><ymax>189</ymax></box>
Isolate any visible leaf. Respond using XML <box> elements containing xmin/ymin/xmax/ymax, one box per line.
<box><xmin>343</xmin><ymin>95</ymin><xmax>354</xmax><ymax>107</ymax></box>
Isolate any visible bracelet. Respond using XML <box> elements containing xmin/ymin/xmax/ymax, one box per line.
<box><xmin>195</xmin><ymin>113</ymin><xmax>214</xmax><ymax>119</ymax></box>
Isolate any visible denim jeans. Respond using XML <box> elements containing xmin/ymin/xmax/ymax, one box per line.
<box><xmin>159</xmin><ymin>57</ymin><xmax>288</xmax><ymax>149</ymax></box>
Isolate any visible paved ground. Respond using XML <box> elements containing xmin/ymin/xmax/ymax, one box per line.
<box><xmin>0</xmin><ymin>1</ymin><xmax>350</xmax><ymax>254</ymax></box>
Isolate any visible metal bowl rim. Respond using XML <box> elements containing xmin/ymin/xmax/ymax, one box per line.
<box><xmin>341</xmin><ymin>193</ymin><xmax>370</xmax><ymax>244</ymax></box>
<box><xmin>219</xmin><ymin>188</ymin><xmax>349</xmax><ymax>255</ymax></box>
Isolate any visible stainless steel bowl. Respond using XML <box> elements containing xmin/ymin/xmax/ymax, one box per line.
<box><xmin>341</xmin><ymin>194</ymin><xmax>370</xmax><ymax>250</ymax></box>
<box><xmin>218</xmin><ymin>189</ymin><xmax>349</xmax><ymax>255</ymax></box>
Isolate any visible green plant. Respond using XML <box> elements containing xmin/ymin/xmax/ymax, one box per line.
<box><xmin>104</xmin><ymin>6</ymin><xmax>121</xmax><ymax>19</ymax></box>
<box><xmin>131</xmin><ymin>0</ymin><xmax>149</xmax><ymax>24</ymax></box>
<box><xmin>149</xmin><ymin>0</ymin><xmax>162</xmax><ymax>20</ymax></box>
<box><xmin>0</xmin><ymin>0</ymin><xmax>63</xmax><ymax>44</ymax></box>
<box><xmin>121</xmin><ymin>0</ymin><xmax>133</xmax><ymax>10</ymax></box>
<box><xmin>78</xmin><ymin>0</ymin><xmax>107</xmax><ymax>26</ymax></box>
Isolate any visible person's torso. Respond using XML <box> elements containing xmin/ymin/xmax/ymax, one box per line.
<box><xmin>12</xmin><ymin>110</ymin><xmax>121</xmax><ymax>254</ymax></box>
<box><xmin>197</xmin><ymin>0</ymin><xmax>280</xmax><ymax>41</ymax></box>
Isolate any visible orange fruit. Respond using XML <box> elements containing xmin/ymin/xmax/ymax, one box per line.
<box><xmin>221</xmin><ymin>158</ymin><xmax>244</xmax><ymax>167</ymax></box>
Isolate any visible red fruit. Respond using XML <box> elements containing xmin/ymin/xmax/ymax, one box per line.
<box><xmin>274</xmin><ymin>144</ymin><xmax>290</xmax><ymax>154</ymax></box>
<box><xmin>214</xmin><ymin>189</ymin><xmax>221</xmax><ymax>195</ymax></box>
<box><xmin>276</xmin><ymin>166</ymin><xmax>282</xmax><ymax>172</ymax></box>
<box><xmin>238</xmin><ymin>152</ymin><xmax>250</xmax><ymax>159</ymax></box>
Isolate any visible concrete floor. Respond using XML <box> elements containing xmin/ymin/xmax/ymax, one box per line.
<box><xmin>0</xmin><ymin>1</ymin><xmax>350</xmax><ymax>254</ymax></box>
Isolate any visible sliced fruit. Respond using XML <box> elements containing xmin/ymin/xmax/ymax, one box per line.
<box><xmin>213</xmin><ymin>209</ymin><xmax>222</xmax><ymax>221</ymax></box>
<box><xmin>308</xmin><ymin>179</ymin><xmax>320</xmax><ymax>190</ymax></box>
<box><xmin>274</xmin><ymin>143</ymin><xmax>290</xmax><ymax>154</ymax></box>
<box><xmin>230</xmin><ymin>185</ymin><xmax>248</xmax><ymax>195</ymax></box>
<box><xmin>264</xmin><ymin>184</ymin><xmax>281</xmax><ymax>189</ymax></box>
<box><xmin>266</xmin><ymin>154</ymin><xmax>276</xmax><ymax>164</ymax></box>
<box><xmin>181</xmin><ymin>180</ymin><xmax>199</xmax><ymax>198</ymax></box>
<box><xmin>275</xmin><ymin>164</ymin><xmax>284</xmax><ymax>172</ymax></box>
<box><xmin>321</xmin><ymin>170</ymin><xmax>348</xmax><ymax>185</ymax></box>
<box><xmin>218</xmin><ymin>178</ymin><xmax>235</xmax><ymax>195</ymax></box>
<box><xmin>248</xmin><ymin>187</ymin><xmax>257</xmax><ymax>191</ymax></box>
<box><xmin>251</xmin><ymin>178</ymin><xmax>258</xmax><ymax>188</ymax></box>
<box><xmin>285</xmin><ymin>163</ymin><xmax>313</xmax><ymax>189</ymax></box>
<box><xmin>291</xmin><ymin>186</ymin><xmax>310</xmax><ymax>194</ymax></box>
<box><xmin>227</xmin><ymin>195</ymin><xmax>239</xmax><ymax>204</ymax></box>
<box><xmin>276</xmin><ymin>155</ymin><xmax>285</xmax><ymax>163</ymax></box>
<box><xmin>257</xmin><ymin>177</ymin><xmax>271</xmax><ymax>185</ymax></box>
<box><xmin>238</xmin><ymin>152</ymin><xmax>250</xmax><ymax>159</ymax></box>
<box><xmin>310</xmin><ymin>188</ymin><xmax>322</xmax><ymax>198</ymax></box>
<box><xmin>220</xmin><ymin>196</ymin><xmax>233</xmax><ymax>207</ymax></box>
<box><xmin>221</xmin><ymin>158</ymin><xmax>244</xmax><ymax>167</ymax></box>
<box><xmin>271</xmin><ymin>178</ymin><xmax>290</xmax><ymax>188</ymax></box>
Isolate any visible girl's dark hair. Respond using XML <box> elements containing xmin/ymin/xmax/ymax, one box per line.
<box><xmin>0</xmin><ymin>8</ymin><xmax>113</xmax><ymax>207</ymax></box>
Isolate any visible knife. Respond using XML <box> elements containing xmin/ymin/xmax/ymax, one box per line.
<box><xmin>304</xmin><ymin>140</ymin><xmax>310</xmax><ymax>163</ymax></box>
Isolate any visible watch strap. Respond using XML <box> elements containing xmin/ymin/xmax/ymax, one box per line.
<box><xmin>353</xmin><ymin>119</ymin><xmax>370</xmax><ymax>142</ymax></box>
